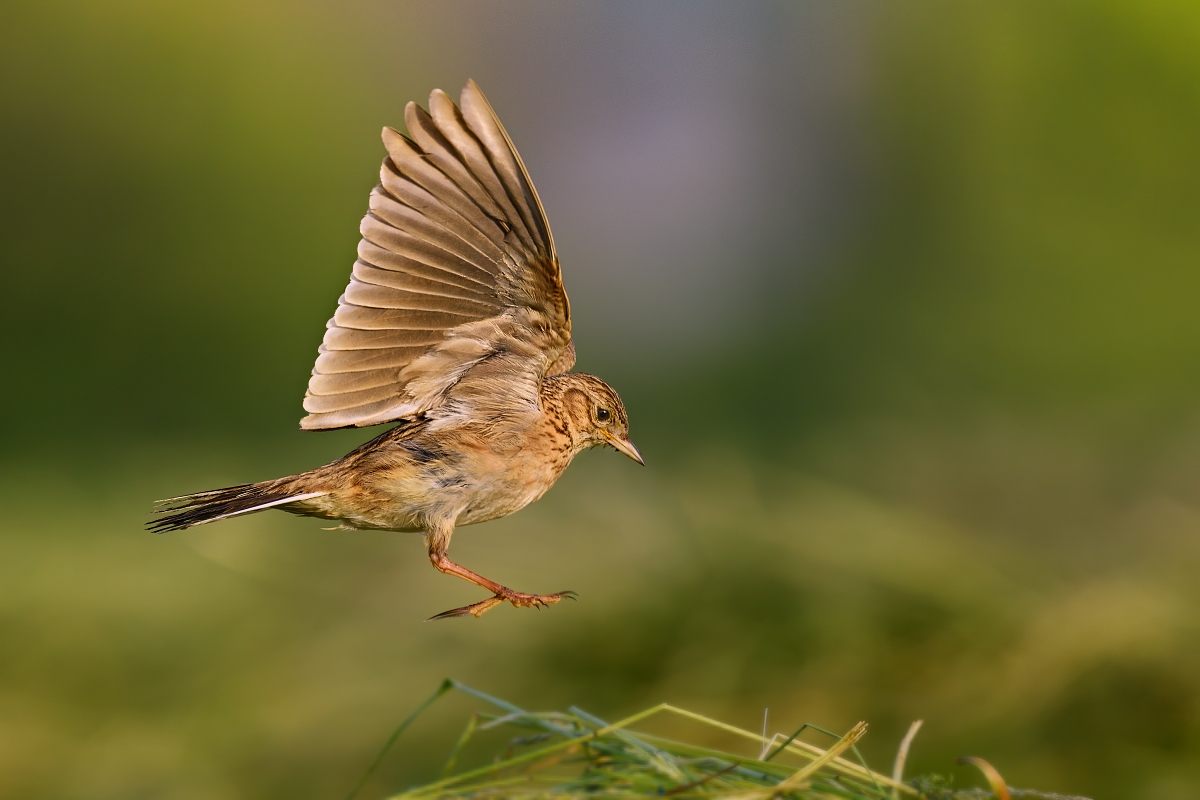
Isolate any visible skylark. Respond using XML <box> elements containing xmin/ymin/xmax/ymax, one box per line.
<box><xmin>150</xmin><ymin>81</ymin><xmax>643</xmax><ymax>619</ymax></box>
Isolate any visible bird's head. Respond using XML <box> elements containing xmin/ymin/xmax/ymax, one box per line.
<box><xmin>550</xmin><ymin>374</ymin><xmax>643</xmax><ymax>465</ymax></box>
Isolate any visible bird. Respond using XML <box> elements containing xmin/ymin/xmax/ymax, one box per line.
<box><xmin>149</xmin><ymin>80</ymin><xmax>643</xmax><ymax>620</ymax></box>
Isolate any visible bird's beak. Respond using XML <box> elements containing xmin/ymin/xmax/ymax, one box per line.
<box><xmin>603</xmin><ymin>432</ymin><xmax>645</xmax><ymax>465</ymax></box>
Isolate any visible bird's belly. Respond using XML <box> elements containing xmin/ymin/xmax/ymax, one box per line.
<box><xmin>451</xmin><ymin>450</ymin><xmax>567</xmax><ymax>527</ymax></box>
<box><xmin>340</xmin><ymin>431</ymin><xmax>568</xmax><ymax>531</ymax></box>
<box><xmin>340</xmin><ymin>467</ymin><xmax>544</xmax><ymax>530</ymax></box>
<box><xmin>455</xmin><ymin>478</ymin><xmax>546</xmax><ymax>526</ymax></box>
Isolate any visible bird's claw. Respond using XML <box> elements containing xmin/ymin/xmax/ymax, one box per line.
<box><xmin>426</xmin><ymin>595</ymin><xmax>504</xmax><ymax>620</ymax></box>
<box><xmin>427</xmin><ymin>589</ymin><xmax>576</xmax><ymax>620</ymax></box>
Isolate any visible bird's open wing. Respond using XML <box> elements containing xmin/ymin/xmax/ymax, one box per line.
<box><xmin>301</xmin><ymin>80</ymin><xmax>574</xmax><ymax>430</ymax></box>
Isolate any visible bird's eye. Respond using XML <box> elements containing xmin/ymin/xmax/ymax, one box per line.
<box><xmin>596</xmin><ymin>407</ymin><xmax>611</xmax><ymax>422</ymax></box>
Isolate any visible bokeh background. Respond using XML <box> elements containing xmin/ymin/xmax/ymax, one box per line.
<box><xmin>3</xmin><ymin>1</ymin><xmax>1200</xmax><ymax>798</ymax></box>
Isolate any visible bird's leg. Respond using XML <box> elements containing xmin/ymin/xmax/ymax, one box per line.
<box><xmin>424</xmin><ymin>524</ymin><xmax>574</xmax><ymax>619</ymax></box>
<box><xmin>426</xmin><ymin>551</ymin><xmax>577</xmax><ymax>619</ymax></box>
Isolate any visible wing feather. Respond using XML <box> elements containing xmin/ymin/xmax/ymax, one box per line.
<box><xmin>307</xmin><ymin>368</ymin><xmax>405</xmax><ymax>396</ymax></box>
<box><xmin>367</xmin><ymin>188</ymin><xmax>506</xmax><ymax>274</ymax></box>
<box><xmin>459</xmin><ymin>83</ymin><xmax>555</xmax><ymax>256</ymax></box>
<box><xmin>379</xmin><ymin>132</ymin><xmax>508</xmax><ymax>249</ymax></box>
<box><xmin>301</xmin><ymin>81</ymin><xmax>572</xmax><ymax>430</ymax></box>
<box><xmin>318</xmin><ymin>327</ymin><xmax>432</xmax><ymax>352</ymax></box>
<box><xmin>303</xmin><ymin>383</ymin><xmax>405</xmax><ymax>414</ymax></box>
<box><xmin>404</xmin><ymin>103</ymin><xmax>512</xmax><ymax>232</ymax></box>
<box><xmin>349</xmin><ymin>261</ymin><xmax>500</xmax><ymax>310</ymax></box>
<box><xmin>360</xmin><ymin>215</ymin><xmax>496</xmax><ymax>288</ymax></box>
<box><xmin>356</xmin><ymin>241</ymin><xmax>495</xmax><ymax>296</ymax></box>
<box><xmin>331</xmin><ymin>302</ymin><xmax>472</xmax><ymax>332</ymax></box>
<box><xmin>313</xmin><ymin>346</ymin><xmax>429</xmax><ymax>373</ymax></box>
<box><xmin>342</xmin><ymin>279</ymin><xmax>495</xmax><ymax>316</ymax></box>
<box><xmin>428</xmin><ymin>89</ymin><xmax>540</xmax><ymax>255</ymax></box>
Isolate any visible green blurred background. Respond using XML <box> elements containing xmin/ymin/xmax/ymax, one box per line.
<box><xmin>3</xmin><ymin>1</ymin><xmax>1200</xmax><ymax>798</ymax></box>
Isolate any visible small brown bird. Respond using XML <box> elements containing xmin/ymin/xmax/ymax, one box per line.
<box><xmin>150</xmin><ymin>81</ymin><xmax>643</xmax><ymax>619</ymax></box>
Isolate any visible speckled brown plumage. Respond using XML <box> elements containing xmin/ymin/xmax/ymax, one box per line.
<box><xmin>149</xmin><ymin>82</ymin><xmax>642</xmax><ymax>619</ymax></box>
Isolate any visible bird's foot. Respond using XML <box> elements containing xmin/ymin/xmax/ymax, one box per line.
<box><xmin>503</xmin><ymin>588</ymin><xmax>577</xmax><ymax>610</ymax></box>
<box><xmin>427</xmin><ymin>589</ymin><xmax>576</xmax><ymax>620</ymax></box>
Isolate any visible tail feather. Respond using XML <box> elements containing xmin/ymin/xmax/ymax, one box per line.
<box><xmin>148</xmin><ymin>479</ymin><xmax>326</xmax><ymax>533</ymax></box>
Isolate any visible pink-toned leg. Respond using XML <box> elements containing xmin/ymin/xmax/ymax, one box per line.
<box><xmin>426</xmin><ymin>550</ymin><xmax>575</xmax><ymax>620</ymax></box>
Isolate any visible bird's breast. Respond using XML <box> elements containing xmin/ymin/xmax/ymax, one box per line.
<box><xmin>451</xmin><ymin>423</ymin><xmax>576</xmax><ymax>526</ymax></box>
<box><xmin>453</xmin><ymin>450</ymin><xmax>567</xmax><ymax>526</ymax></box>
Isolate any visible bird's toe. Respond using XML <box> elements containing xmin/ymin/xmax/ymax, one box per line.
<box><xmin>427</xmin><ymin>595</ymin><xmax>504</xmax><ymax>620</ymax></box>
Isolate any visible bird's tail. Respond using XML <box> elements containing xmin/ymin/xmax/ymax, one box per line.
<box><xmin>147</xmin><ymin>477</ymin><xmax>326</xmax><ymax>533</ymax></box>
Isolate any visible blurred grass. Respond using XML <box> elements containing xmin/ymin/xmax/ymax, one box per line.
<box><xmin>359</xmin><ymin>680</ymin><xmax>916</xmax><ymax>799</ymax></box>
<box><xmin>359</xmin><ymin>682</ymin><xmax>1088</xmax><ymax>799</ymax></box>
<box><xmin>3</xmin><ymin>2</ymin><xmax>1200</xmax><ymax>800</ymax></box>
